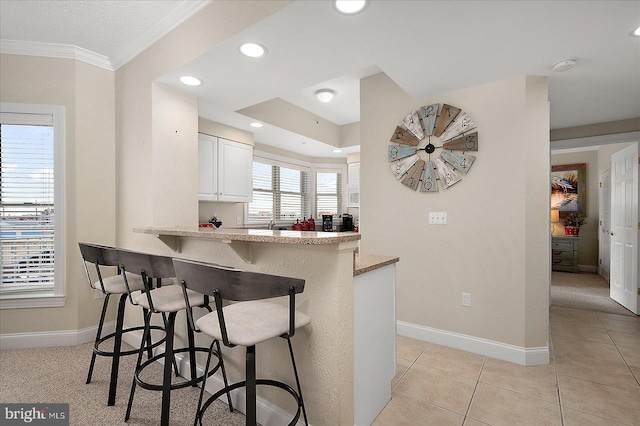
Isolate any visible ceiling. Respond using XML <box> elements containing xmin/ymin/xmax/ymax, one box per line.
<box><xmin>2</xmin><ymin>1</ymin><xmax>639</xmax><ymax>159</ymax></box>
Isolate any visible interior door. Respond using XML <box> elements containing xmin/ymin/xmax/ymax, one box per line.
<box><xmin>610</xmin><ymin>143</ymin><xmax>639</xmax><ymax>314</ymax></box>
<box><xmin>599</xmin><ymin>169</ymin><xmax>611</xmax><ymax>282</ymax></box>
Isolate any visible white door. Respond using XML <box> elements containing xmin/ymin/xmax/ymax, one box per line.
<box><xmin>610</xmin><ymin>143</ymin><xmax>639</xmax><ymax>314</ymax></box>
<box><xmin>599</xmin><ymin>169</ymin><xmax>611</xmax><ymax>282</ymax></box>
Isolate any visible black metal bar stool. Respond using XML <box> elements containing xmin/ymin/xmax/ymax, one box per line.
<box><xmin>120</xmin><ymin>251</ymin><xmax>232</xmax><ymax>426</ymax></box>
<box><xmin>173</xmin><ymin>258</ymin><xmax>310</xmax><ymax>426</ymax></box>
<box><xmin>79</xmin><ymin>242</ymin><xmax>168</xmax><ymax>406</ymax></box>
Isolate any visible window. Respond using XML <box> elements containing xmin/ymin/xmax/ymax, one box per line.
<box><xmin>248</xmin><ymin>159</ymin><xmax>310</xmax><ymax>222</ymax></box>
<box><xmin>1</xmin><ymin>103</ymin><xmax>65</xmax><ymax>308</ymax></box>
<box><xmin>316</xmin><ymin>171</ymin><xmax>343</xmax><ymax>218</ymax></box>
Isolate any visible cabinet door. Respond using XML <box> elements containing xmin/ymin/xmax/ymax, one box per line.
<box><xmin>198</xmin><ymin>134</ymin><xmax>217</xmax><ymax>201</ymax></box>
<box><xmin>348</xmin><ymin>162</ymin><xmax>360</xmax><ymax>186</ymax></box>
<box><xmin>217</xmin><ymin>138</ymin><xmax>253</xmax><ymax>202</ymax></box>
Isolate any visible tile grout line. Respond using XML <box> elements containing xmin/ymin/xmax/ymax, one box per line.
<box><xmin>596</xmin><ymin>312</ymin><xmax>640</xmax><ymax>389</ymax></box>
<box><xmin>462</xmin><ymin>356</ymin><xmax>485</xmax><ymax>423</ymax></box>
<box><xmin>551</xmin><ymin>331</ymin><xmax>565</xmax><ymax>426</ymax></box>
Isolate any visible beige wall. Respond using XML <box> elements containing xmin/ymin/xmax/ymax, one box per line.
<box><xmin>360</xmin><ymin>73</ymin><xmax>550</xmax><ymax>349</ymax></box>
<box><xmin>0</xmin><ymin>54</ymin><xmax>116</xmax><ymax>333</ymax></box>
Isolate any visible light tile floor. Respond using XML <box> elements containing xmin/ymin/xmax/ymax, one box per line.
<box><xmin>373</xmin><ymin>306</ymin><xmax>640</xmax><ymax>426</ymax></box>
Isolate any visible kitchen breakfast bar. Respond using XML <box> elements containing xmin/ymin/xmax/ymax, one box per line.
<box><xmin>133</xmin><ymin>226</ymin><xmax>398</xmax><ymax>426</ymax></box>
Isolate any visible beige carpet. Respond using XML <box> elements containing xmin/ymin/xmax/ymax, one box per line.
<box><xmin>0</xmin><ymin>341</ymin><xmax>247</xmax><ymax>425</ymax></box>
<box><xmin>551</xmin><ymin>271</ymin><xmax>637</xmax><ymax>317</ymax></box>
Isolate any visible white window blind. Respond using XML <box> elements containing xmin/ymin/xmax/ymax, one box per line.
<box><xmin>1</xmin><ymin>112</ymin><xmax>55</xmax><ymax>293</ymax></box>
<box><xmin>248</xmin><ymin>160</ymin><xmax>310</xmax><ymax>222</ymax></box>
<box><xmin>316</xmin><ymin>171</ymin><xmax>343</xmax><ymax>218</ymax></box>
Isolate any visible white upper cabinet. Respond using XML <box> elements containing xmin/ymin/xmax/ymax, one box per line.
<box><xmin>348</xmin><ymin>162</ymin><xmax>360</xmax><ymax>186</ymax></box>
<box><xmin>198</xmin><ymin>133</ymin><xmax>253</xmax><ymax>202</ymax></box>
<box><xmin>348</xmin><ymin>162</ymin><xmax>360</xmax><ymax>207</ymax></box>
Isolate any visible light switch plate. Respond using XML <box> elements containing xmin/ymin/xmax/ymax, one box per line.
<box><xmin>429</xmin><ymin>212</ymin><xmax>447</xmax><ymax>224</ymax></box>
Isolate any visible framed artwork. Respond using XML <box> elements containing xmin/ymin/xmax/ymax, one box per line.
<box><xmin>551</xmin><ymin>163</ymin><xmax>586</xmax><ymax>212</ymax></box>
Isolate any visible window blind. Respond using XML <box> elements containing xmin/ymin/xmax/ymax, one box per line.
<box><xmin>1</xmin><ymin>113</ymin><xmax>55</xmax><ymax>293</ymax></box>
<box><xmin>248</xmin><ymin>160</ymin><xmax>310</xmax><ymax>221</ymax></box>
<box><xmin>316</xmin><ymin>172</ymin><xmax>342</xmax><ymax>217</ymax></box>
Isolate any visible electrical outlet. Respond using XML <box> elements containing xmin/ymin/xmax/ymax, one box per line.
<box><xmin>429</xmin><ymin>212</ymin><xmax>447</xmax><ymax>224</ymax></box>
<box><xmin>236</xmin><ymin>216</ymin><xmax>242</xmax><ymax>225</ymax></box>
<box><xmin>462</xmin><ymin>292</ymin><xmax>471</xmax><ymax>307</ymax></box>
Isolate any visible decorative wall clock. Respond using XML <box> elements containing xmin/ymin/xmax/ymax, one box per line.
<box><xmin>388</xmin><ymin>103</ymin><xmax>478</xmax><ymax>192</ymax></box>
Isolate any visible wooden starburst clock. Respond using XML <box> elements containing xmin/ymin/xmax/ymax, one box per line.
<box><xmin>388</xmin><ymin>103</ymin><xmax>478</xmax><ymax>192</ymax></box>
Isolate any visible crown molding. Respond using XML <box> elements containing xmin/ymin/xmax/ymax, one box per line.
<box><xmin>0</xmin><ymin>39</ymin><xmax>113</xmax><ymax>70</ymax></box>
<box><xmin>109</xmin><ymin>0</ymin><xmax>212</xmax><ymax>70</ymax></box>
<box><xmin>0</xmin><ymin>0</ymin><xmax>212</xmax><ymax>72</ymax></box>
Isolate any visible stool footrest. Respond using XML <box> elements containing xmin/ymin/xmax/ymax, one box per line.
<box><xmin>94</xmin><ymin>325</ymin><xmax>167</xmax><ymax>357</ymax></box>
<box><xmin>134</xmin><ymin>347</ymin><xmax>222</xmax><ymax>391</ymax></box>
<box><xmin>199</xmin><ymin>379</ymin><xmax>303</xmax><ymax>426</ymax></box>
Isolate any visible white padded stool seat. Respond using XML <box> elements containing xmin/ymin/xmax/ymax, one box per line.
<box><xmin>136</xmin><ymin>285</ymin><xmax>204</xmax><ymax>313</ymax></box>
<box><xmin>93</xmin><ymin>273</ymin><xmax>173</xmax><ymax>294</ymax></box>
<box><xmin>196</xmin><ymin>300</ymin><xmax>311</xmax><ymax>347</ymax></box>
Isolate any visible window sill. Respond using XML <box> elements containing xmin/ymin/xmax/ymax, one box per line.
<box><xmin>0</xmin><ymin>293</ymin><xmax>65</xmax><ymax>309</ymax></box>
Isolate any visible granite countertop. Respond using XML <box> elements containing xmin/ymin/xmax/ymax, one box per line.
<box><xmin>134</xmin><ymin>226</ymin><xmax>361</xmax><ymax>245</ymax></box>
<box><xmin>354</xmin><ymin>253</ymin><xmax>399</xmax><ymax>276</ymax></box>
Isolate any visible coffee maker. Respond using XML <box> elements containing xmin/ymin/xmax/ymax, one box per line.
<box><xmin>322</xmin><ymin>215</ymin><xmax>333</xmax><ymax>232</ymax></box>
<box><xmin>341</xmin><ymin>213</ymin><xmax>353</xmax><ymax>231</ymax></box>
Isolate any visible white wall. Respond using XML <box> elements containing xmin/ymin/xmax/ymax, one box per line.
<box><xmin>360</xmin><ymin>73</ymin><xmax>550</xmax><ymax>354</ymax></box>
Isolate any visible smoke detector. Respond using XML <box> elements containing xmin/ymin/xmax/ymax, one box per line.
<box><xmin>552</xmin><ymin>59</ymin><xmax>576</xmax><ymax>72</ymax></box>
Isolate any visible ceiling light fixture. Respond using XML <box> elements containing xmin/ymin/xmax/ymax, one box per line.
<box><xmin>249</xmin><ymin>122</ymin><xmax>264</xmax><ymax>128</ymax></box>
<box><xmin>180</xmin><ymin>76</ymin><xmax>202</xmax><ymax>86</ymax></box>
<box><xmin>334</xmin><ymin>0</ymin><xmax>367</xmax><ymax>15</ymax></box>
<box><xmin>315</xmin><ymin>89</ymin><xmax>335</xmax><ymax>103</ymax></box>
<box><xmin>631</xmin><ymin>26</ymin><xmax>640</xmax><ymax>37</ymax></box>
<box><xmin>239</xmin><ymin>42</ymin><xmax>267</xmax><ymax>58</ymax></box>
<box><xmin>333</xmin><ymin>149</ymin><xmax>343</xmax><ymax>153</ymax></box>
<box><xmin>551</xmin><ymin>59</ymin><xmax>576</xmax><ymax>72</ymax></box>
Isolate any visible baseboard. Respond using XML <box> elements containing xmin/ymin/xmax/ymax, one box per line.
<box><xmin>578</xmin><ymin>264</ymin><xmax>597</xmax><ymax>273</ymax></box>
<box><xmin>122</xmin><ymin>330</ymin><xmax>306</xmax><ymax>426</ymax></box>
<box><xmin>397</xmin><ymin>321</ymin><xmax>549</xmax><ymax>366</ymax></box>
<box><xmin>0</xmin><ymin>321</ymin><xmax>115</xmax><ymax>350</ymax></box>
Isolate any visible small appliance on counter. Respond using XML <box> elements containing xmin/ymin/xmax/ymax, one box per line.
<box><xmin>208</xmin><ymin>214</ymin><xmax>222</xmax><ymax>228</ymax></box>
<box><xmin>322</xmin><ymin>215</ymin><xmax>333</xmax><ymax>232</ymax></box>
<box><xmin>341</xmin><ymin>213</ymin><xmax>353</xmax><ymax>232</ymax></box>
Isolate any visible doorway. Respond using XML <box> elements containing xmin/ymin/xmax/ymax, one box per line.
<box><xmin>550</xmin><ymin>140</ymin><xmax>639</xmax><ymax>316</ymax></box>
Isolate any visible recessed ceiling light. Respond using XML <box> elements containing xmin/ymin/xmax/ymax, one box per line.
<box><xmin>333</xmin><ymin>149</ymin><xmax>343</xmax><ymax>153</ymax></box>
<box><xmin>631</xmin><ymin>26</ymin><xmax>640</xmax><ymax>37</ymax></box>
<box><xmin>551</xmin><ymin>59</ymin><xmax>576</xmax><ymax>72</ymax></box>
<box><xmin>249</xmin><ymin>122</ymin><xmax>264</xmax><ymax>128</ymax></box>
<box><xmin>180</xmin><ymin>76</ymin><xmax>202</xmax><ymax>86</ymax></box>
<box><xmin>315</xmin><ymin>89</ymin><xmax>335</xmax><ymax>103</ymax></box>
<box><xmin>334</xmin><ymin>0</ymin><xmax>367</xmax><ymax>15</ymax></box>
<box><xmin>239</xmin><ymin>42</ymin><xmax>267</xmax><ymax>58</ymax></box>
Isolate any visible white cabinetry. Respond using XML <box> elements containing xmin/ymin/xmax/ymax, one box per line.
<box><xmin>198</xmin><ymin>133</ymin><xmax>253</xmax><ymax>202</ymax></box>
<box><xmin>347</xmin><ymin>162</ymin><xmax>360</xmax><ymax>207</ymax></box>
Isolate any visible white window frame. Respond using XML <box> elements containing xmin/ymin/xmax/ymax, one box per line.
<box><xmin>245</xmin><ymin>150</ymin><xmax>346</xmax><ymax>226</ymax></box>
<box><xmin>315</xmin><ymin>167</ymin><xmax>346</xmax><ymax>219</ymax></box>
<box><xmin>0</xmin><ymin>103</ymin><xmax>65</xmax><ymax>309</ymax></box>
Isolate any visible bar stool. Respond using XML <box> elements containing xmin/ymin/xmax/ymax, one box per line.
<box><xmin>79</xmin><ymin>242</ymin><xmax>168</xmax><ymax>406</ymax></box>
<box><xmin>173</xmin><ymin>258</ymin><xmax>310</xmax><ymax>426</ymax></box>
<box><xmin>120</xmin><ymin>251</ymin><xmax>231</xmax><ymax>426</ymax></box>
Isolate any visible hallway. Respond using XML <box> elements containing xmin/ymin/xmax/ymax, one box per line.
<box><xmin>376</xmin><ymin>306</ymin><xmax>640</xmax><ymax>425</ymax></box>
